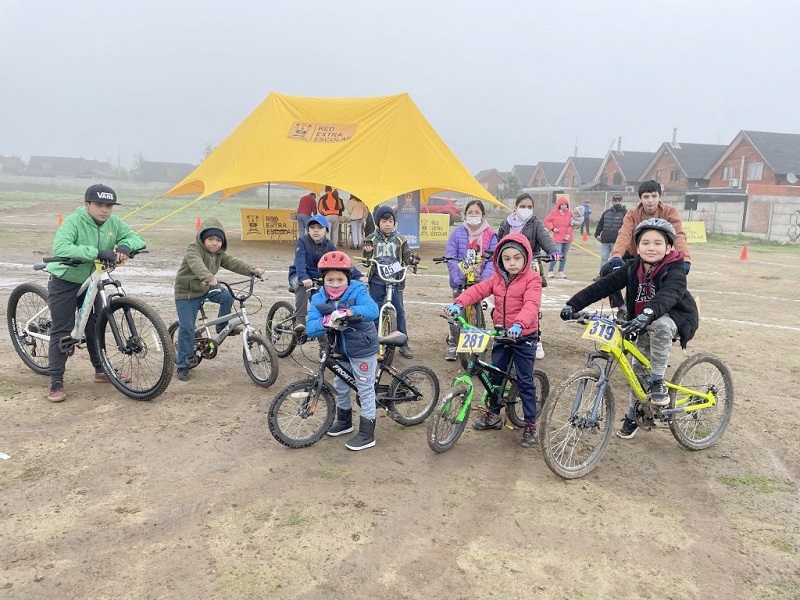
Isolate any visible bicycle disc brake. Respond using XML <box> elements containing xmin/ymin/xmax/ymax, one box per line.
<box><xmin>196</xmin><ymin>338</ymin><xmax>218</xmax><ymax>360</ymax></box>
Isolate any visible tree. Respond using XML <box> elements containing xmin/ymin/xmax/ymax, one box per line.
<box><xmin>500</xmin><ymin>174</ymin><xmax>522</xmax><ymax>200</ymax></box>
<box><xmin>201</xmin><ymin>143</ymin><xmax>216</xmax><ymax>162</ymax></box>
<box><xmin>0</xmin><ymin>155</ymin><xmax>26</xmax><ymax>174</ymax></box>
<box><xmin>130</xmin><ymin>152</ymin><xmax>146</xmax><ymax>181</ymax></box>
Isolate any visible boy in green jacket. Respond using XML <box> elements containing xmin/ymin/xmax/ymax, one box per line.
<box><xmin>173</xmin><ymin>218</ymin><xmax>264</xmax><ymax>381</ymax></box>
<box><xmin>45</xmin><ymin>184</ymin><xmax>145</xmax><ymax>402</ymax></box>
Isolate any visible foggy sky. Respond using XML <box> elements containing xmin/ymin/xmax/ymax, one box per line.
<box><xmin>2</xmin><ymin>0</ymin><xmax>799</xmax><ymax>174</ymax></box>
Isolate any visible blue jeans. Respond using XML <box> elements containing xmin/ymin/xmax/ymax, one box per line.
<box><xmin>175</xmin><ymin>289</ymin><xmax>234</xmax><ymax>369</ymax></box>
<box><xmin>599</xmin><ymin>242</ymin><xmax>614</xmax><ymax>272</ymax></box>
<box><xmin>548</xmin><ymin>242</ymin><xmax>571</xmax><ymax>273</ymax></box>
<box><xmin>297</xmin><ymin>214</ymin><xmax>310</xmax><ymax>238</ymax></box>
<box><xmin>333</xmin><ymin>354</ymin><xmax>377</xmax><ymax>419</ymax></box>
<box><xmin>368</xmin><ymin>281</ymin><xmax>407</xmax><ymax>337</ymax></box>
<box><xmin>486</xmin><ymin>335</ymin><xmax>539</xmax><ymax>423</ymax></box>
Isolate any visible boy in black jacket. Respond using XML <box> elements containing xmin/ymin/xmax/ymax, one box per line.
<box><xmin>560</xmin><ymin>218</ymin><xmax>698</xmax><ymax>440</ymax></box>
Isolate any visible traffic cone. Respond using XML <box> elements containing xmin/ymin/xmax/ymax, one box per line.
<box><xmin>582</xmin><ymin>230</ymin><xmax>589</xmax><ymax>242</ymax></box>
<box><xmin>57</xmin><ymin>214</ymin><xmax>63</xmax><ymax>226</ymax></box>
<box><xmin>195</xmin><ymin>217</ymin><xmax>201</xmax><ymax>231</ymax></box>
<box><xmin>740</xmin><ymin>244</ymin><xmax>748</xmax><ymax>260</ymax></box>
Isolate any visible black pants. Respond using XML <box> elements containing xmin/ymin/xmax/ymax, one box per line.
<box><xmin>47</xmin><ymin>276</ymin><xmax>103</xmax><ymax>384</ymax></box>
<box><xmin>598</xmin><ymin>255</ymin><xmax>631</xmax><ymax>309</ymax></box>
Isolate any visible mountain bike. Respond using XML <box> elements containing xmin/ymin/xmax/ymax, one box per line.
<box><xmin>427</xmin><ymin>315</ymin><xmax>550</xmax><ymax>453</ymax></box>
<box><xmin>167</xmin><ymin>274</ymin><xmax>279</xmax><ymax>388</ymax></box>
<box><xmin>7</xmin><ymin>250</ymin><xmax>173</xmax><ymax>401</ymax></box>
<box><xmin>265</xmin><ymin>279</ymin><xmax>322</xmax><ymax>358</ymax></box>
<box><xmin>268</xmin><ymin>328</ymin><xmax>439</xmax><ymax>448</ymax></box>
<box><xmin>539</xmin><ymin>312</ymin><xmax>734</xmax><ymax>479</ymax></box>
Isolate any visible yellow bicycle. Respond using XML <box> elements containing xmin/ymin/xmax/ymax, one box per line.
<box><xmin>539</xmin><ymin>312</ymin><xmax>734</xmax><ymax>479</ymax></box>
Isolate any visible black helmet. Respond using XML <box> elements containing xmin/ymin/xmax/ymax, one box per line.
<box><xmin>634</xmin><ymin>218</ymin><xmax>676</xmax><ymax>245</ymax></box>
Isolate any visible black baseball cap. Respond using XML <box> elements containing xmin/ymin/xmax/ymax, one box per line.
<box><xmin>84</xmin><ymin>184</ymin><xmax>119</xmax><ymax>205</ymax></box>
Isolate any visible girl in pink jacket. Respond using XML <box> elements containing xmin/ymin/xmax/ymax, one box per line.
<box><xmin>543</xmin><ymin>198</ymin><xmax>577</xmax><ymax>278</ymax></box>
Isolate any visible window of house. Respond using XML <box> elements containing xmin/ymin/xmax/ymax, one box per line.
<box><xmin>722</xmin><ymin>165</ymin><xmax>737</xmax><ymax>180</ymax></box>
<box><xmin>670</xmin><ymin>169</ymin><xmax>679</xmax><ymax>181</ymax></box>
<box><xmin>746</xmin><ymin>162</ymin><xmax>764</xmax><ymax>181</ymax></box>
<box><xmin>600</xmin><ymin>173</ymin><xmax>608</xmax><ymax>184</ymax></box>
<box><xmin>655</xmin><ymin>170</ymin><xmax>662</xmax><ymax>182</ymax></box>
<box><xmin>572</xmin><ymin>175</ymin><xmax>579</xmax><ymax>187</ymax></box>
<box><xmin>613</xmin><ymin>173</ymin><xmax>622</xmax><ymax>185</ymax></box>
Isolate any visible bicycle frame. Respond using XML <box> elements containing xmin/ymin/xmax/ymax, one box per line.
<box><xmin>363</xmin><ymin>257</ymin><xmax>409</xmax><ymax>326</ymax></box>
<box><xmin>193</xmin><ymin>278</ymin><xmax>261</xmax><ymax>361</ymax></box>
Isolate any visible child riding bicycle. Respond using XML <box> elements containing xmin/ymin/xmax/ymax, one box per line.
<box><xmin>444</xmin><ymin>233</ymin><xmax>543</xmax><ymax>447</ymax></box>
<box><xmin>45</xmin><ymin>184</ymin><xmax>145</xmax><ymax>402</ymax></box>
<box><xmin>559</xmin><ymin>218</ymin><xmax>698</xmax><ymax>440</ymax></box>
<box><xmin>306</xmin><ymin>251</ymin><xmax>380</xmax><ymax>451</ymax></box>
<box><xmin>174</xmin><ymin>218</ymin><xmax>265</xmax><ymax>381</ymax></box>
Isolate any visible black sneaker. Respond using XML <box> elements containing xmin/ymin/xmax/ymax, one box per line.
<box><xmin>521</xmin><ymin>422</ymin><xmax>537</xmax><ymax>447</ymax></box>
<box><xmin>473</xmin><ymin>410</ymin><xmax>502</xmax><ymax>430</ymax></box>
<box><xmin>444</xmin><ymin>346</ymin><xmax>457</xmax><ymax>361</ymax></box>
<box><xmin>399</xmin><ymin>345</ymin><xmax>414</xmax><ymax>359</ymax></box>
<box><xmin>616</xmin><ymin>416</ymin><xmax>638</xmax><ymax>439</ymax></box>
<box><xmin>649</xmin><ymin>380</ymin><xmax>670</xmax><ymax>406</ymax></box>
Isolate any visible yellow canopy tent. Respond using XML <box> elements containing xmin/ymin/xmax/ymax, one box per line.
<box><xmin>163</xmin><ymin>92</ymin><xmax>504</xmax><ymax>211</ymax></box>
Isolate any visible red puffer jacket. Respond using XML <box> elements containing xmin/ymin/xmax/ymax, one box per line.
<box><xmin>454</xmin><ymin>233</ymin><xmax>542</xmax><ymax>335</ymax></box>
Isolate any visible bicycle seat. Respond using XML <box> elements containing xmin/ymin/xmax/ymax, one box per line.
<box><xmin>378</xmin><ymin>331</ymin><xmax>407</xmax><ymax>347</ymax></box>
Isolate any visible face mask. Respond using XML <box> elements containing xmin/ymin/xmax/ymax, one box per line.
<box><xmin>324</xmin><ymin>284</ymin><xmax>348</xmax><ymax>299</ymax></box>
<box><xmin>516</xmin><ymin>208</ymin><xmax>533</xmax><ymax>221</ymax></box>
<box><xmin>465</xmin><ymin>216</ymin><xmax>482</xmax><ymax>227</ymax></box>
<box><xmin>559</xmin><ymin>205</ymin><xmax>568</xmax><ymax>213</ymax></box>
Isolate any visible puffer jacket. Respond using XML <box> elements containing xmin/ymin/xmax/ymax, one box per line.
<box><xmin>173</xmin><ymin>218</ymin><xmax>254</xmax><ymax>300</ymax></box>
<box><xmin>454</xmin><ymin>233</ymin><xmax>542</xmax><ymax>335</ymax></box>
<box><xmin>543</xmin><ymin>199</ymin><xmax>576</xmax><ymax>243</ymax></box>
<box><xmin>306</xmin><ymin>281</ymin><xmax>379</xmax><ymax>358</ymax></box>
<box><xmin>594</xmin><ymin>204</ymin><xmax>627</xmax><ymax>243</ymax></box>
<box><xmin>46</xmin><ymin>206</ymin><xmax>145</xmax><ymax>284</ymax></box>
<box><xmin>444</xmin><ymin>223</ymin><xmax>498</xmax><ymax>289</ymax></box>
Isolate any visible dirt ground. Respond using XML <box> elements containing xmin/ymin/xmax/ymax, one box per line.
<box><xmin>1</xmin><ymin>199</ymin><xmax>799</xmax><ymax>600</ymax></box>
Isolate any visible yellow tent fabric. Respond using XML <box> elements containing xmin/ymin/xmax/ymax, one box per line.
<box><xmin>163</xmin><ymin>92</ymin><xmax>504</xmax><ymax>210</ymax></box>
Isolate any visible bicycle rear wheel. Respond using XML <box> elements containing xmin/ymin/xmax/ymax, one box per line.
<box><xmin>378</xmin><ymin>309</ymin><xmax>396</xmax><ymax>367</ymax></box>
<box><xmin>427</xmin><ymin>386</ymin><xmax>470</xmax><ymax>453</ymax></box>
<box><xmin>387</xmin><ymin>365</ymin><xmax>440</xmax><ymax>426</ymax></box>
<box><xmin>266</xmin><ymin>300</ymin><xmax>297</xmax><ymax>358</ymax></box>
<box><xmin>268</xmin><ymin>379</ymin><xmax>336</xmax><ymax>448</ymax></box>
<box><xmin>243</xmin><ymin>332</ymin><xmax>279</xmax><ymax>388</ymax></box>
<box><xmin>7</xmin><ymin>282</ymin><xmax>51</xmax><ymax>375</ymax></box>
<box><xmin>668</xmin><ymin>353</ymin><xmax>734</xmax><ymax>450</ymax></box>
<box><xmin>506</xmin><ymin>368</ymin><xmax>550</xmax><ymax>428</ymax></box>
<box><xmin>96</xmin><ymin>296</ymin><xmax>174</xmax><ymax>401</ymax></box>
<box><xmin>539</xmin><ymin>368</ymin><xmax>615</xmax><ymax>479</ymax></box>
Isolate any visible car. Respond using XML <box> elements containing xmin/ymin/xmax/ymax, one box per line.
<box><xmin>421</xmin><ymin>197</ymin><xmax>462</xmax><ymax>224</ymax></box>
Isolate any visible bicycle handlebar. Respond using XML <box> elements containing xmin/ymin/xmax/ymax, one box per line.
<box><xmin>212</xmin><ymin>273</ymin><xmax>262</xmax><ymax>302</ymax></box>
<box><xmin>35</xmin><ymin>247</ymin><xmax>148</xmax><ymax>270</ymax></box>
<box><xmin>360</xmin><ymin>257</ymin><xmax>413</xmax><ymax>284</ymax></box>
<box><xmin>439</xmin><ymin>313</ymin><xmax>518</xmax><ymax>343</ymax></box>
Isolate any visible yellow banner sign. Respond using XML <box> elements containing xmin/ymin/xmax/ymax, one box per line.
<box><xmin>420</xmin><ymin>214</ymin><xmax>450</xmax><ymax>242</ymax></box>
<box><xmin>239</xmin><ymin>208</ymin><xmax>296</xmax><ymax>241</ymax></box>
<box><xmin>286</xmin><ymin>122</ymin><xmax>358</xmax><ymax>143</ymax></box>
<box><xmin>683</xmin><ymin>221</ymin><xmax>707</xmax><ymax>244</ymax></box>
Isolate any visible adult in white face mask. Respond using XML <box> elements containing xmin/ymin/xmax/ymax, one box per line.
<box><xmin>442</xmin><ymin>200</ymin><xmax>499</xmax><ymax>361</ymax></box>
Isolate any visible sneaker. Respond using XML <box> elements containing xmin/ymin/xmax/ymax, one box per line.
<box><xmin>616</xmin><ymin>416</ymin><xmax>638</xmax><ymax>439</ymax></box>
<box><xmin>176</xmin><ymin>367</ymin><xmax>189</xmax><ymax>381</ymax></box>
<box><xmin>445</xmin><ymin>346</ymin><xmax>457</xmax><ymax>361</ymax></box>
<box><xmin>547</xmin><ymin>272</ymin><xmax>555</xmax><ymax>279</ymax></box>
<box><xmin>399</xmin><ymin>345</ymin><xmax>414</xmax><ymax>359</ymax></box>
<box><xmin>473</xmin><ymin>410</ymin><xmax>502</xmax><ymax>430</ymax></box>
<box><xmin>649</xmin><ymin>379</ymin><xmax>670</xmax><ymax>407</ymax></box>
<box><xmin>557</xmin><ymin>272</ymin><xmax>567</xmax><ymax>279</ymax></box>
<box><xmin>293</xmin><ymin>322</ymin><xmax>306</xmax><ymax>335</ymax></box>
<box><xmin>94</xmin><ymin>370</ymin><xmax>131</xmax><ymax>384</ymax></box>
<box><xmin>521</xmin><ymin>422</ymin><xmax>537</xmax><ymax>447</ymax></box>
<box><xmin>535</xmin><ymin>341</ymin><xmax>545</xmax><ymax>360</ymax></box>
<box><xmin>47</xmin><ymin>381</ymin><xmax>66</xmax><ymax>402</ymax></box>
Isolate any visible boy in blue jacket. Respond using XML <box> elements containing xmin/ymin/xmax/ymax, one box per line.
<box><xmin>306</xmin><ymin>251</ymin><xmax>380</xmax><ymax>451</ymax></box>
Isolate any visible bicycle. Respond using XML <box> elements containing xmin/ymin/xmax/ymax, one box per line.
<box><xmin>427</xmin><ymin>315</ymin><xmax>550</xmax><ymax>453</ymax></box>
<box><xmin>268</xmin><ymin>327</ymin><xmax>439</xmax><ymax>448</ymax></box>
<box><xmin>7</xmin><ymin>250</ymin><xmax>174</xmax><ymax>401</ymax></box>
<box><xmin>167</xmin><ymin>274</ymin><xmax>279</xmax><ymax>388</ymax></box>
<box><xmin>538</xmin><ymin>312</ymin><xmax>734</xmax><ymax>479</ymax></box>
<box><xmin>265</xmin><ymin>279</ymin><xmax>322</xmax><ymax>358</ymax></box>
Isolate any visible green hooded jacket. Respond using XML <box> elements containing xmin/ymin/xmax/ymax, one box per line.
<box><xmin>173</xmin><ymin>218</ymin><xmax>254</xmax><ymax>300</ymax></box>
<box><xmin>45</xmin><ymin>206</ymin><xmax>146</xmax><ymax>284</ymax></box>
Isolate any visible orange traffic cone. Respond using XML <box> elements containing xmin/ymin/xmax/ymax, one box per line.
<box><xmin>195</xmin><ymin>217</ymin><xmax>201</xmax><ymax>231</ymax></box>
<box><xmin>740</xmin><ymin>244</ymin><xmax>748</xmax><ymax>260</ymax></box>
<box><xmin>582</xmin><ymin>230</ymin><xmax>589</xmax><ymax>242</ymax></box>
<box><xmin>57</xmin><ymin>214</ymin><xmax>63</xmax><ymax>225</ymax></box>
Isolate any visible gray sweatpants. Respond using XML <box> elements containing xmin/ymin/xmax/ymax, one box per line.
<box><xmin>627</xmin><ymin>315</ymin><xmax>678</xmax><ymax>414</ymax></box>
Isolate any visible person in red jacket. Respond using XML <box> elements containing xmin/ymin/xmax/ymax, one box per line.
<box><xmin>443</xmin><ymin>233</ymin><xmax>543</xmax><ymax>447</ymax></box>
<box><xmin>296</xmin><ymin>191</ymin><xmax>317</xmax><ymax>238</ymax></box>
<box><xmin>543</xmin><ymin>197</ymin><xmax>578</xmax><ymax>278</ymax></box>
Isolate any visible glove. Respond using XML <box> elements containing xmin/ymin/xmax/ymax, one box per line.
<box><xmin>330</xmin><ymin>308</ymin><xmax>348</xmax><ymax>324</ymax></box>
<box><xmin>409</xmin><ymin>253</ymin><xmax>421</xmax><ymax>265</ymax></box>
<box><xmin>623</xmin><ymin>312</ymin><xmax>652</xmax><ymax>335</ymax></box>
<box><xmin>610</xmin><ymin>257</ymin><xmax>624</xmax><ymax>269</ymax></box>
<box><xmin>445</xmin><ymin>303</ymin><xmax>462</xmax><ymax>316</ymax></box>
<box><xmin>549</xmin><ymin>251</ymin><xmax>563</xmax><ymax>261</ymax></box>
<box><xmin>115</xmin><ymin>245</ymin><xmax>131</xmax><ymax>258</ymax></box>
<box><xmin>97</xmin><ymin>249</ymin><xmax>116</xmax><ymax>264</ymax></box>
<box><xmin>560</xmin><ymin>305</ymin><xmax>576</xmax><ymax>321</ymax></box>
<box><xmin>684</xmin><ymin>262</ymin><xmax>691</xmax><ymax>275</ymax></box>
<box><xmin>506</xmin><ymin>323</ymin><xmax>523</xmax><ymax>338</ymax></box>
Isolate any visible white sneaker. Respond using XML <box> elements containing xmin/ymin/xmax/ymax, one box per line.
<box><xmin>536</xmin><ymin>341</ymin><xmax>545</xmax><ymax>360</ymax></box>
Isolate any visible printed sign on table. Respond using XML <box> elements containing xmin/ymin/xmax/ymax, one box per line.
<box><xmin>239</xmin><ymin>208</ymin><xmax>296</xmax><ymax>241</ymax></box>
<box><xmin>420</xmin><ymin>214</ymin><xmax>450</xmax><ymax>241</ymax></box>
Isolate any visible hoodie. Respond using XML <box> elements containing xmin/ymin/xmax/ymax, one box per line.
<box><xmin>543</xmin><ymin>198</ymin><xmax>576</xmax><ymax>243</ymax></box>
<box><xmin>173</xmin><ymin>218</ymin><xmax>254</xmax><ymax>300</ymax></box>
<box><xmin>454</xmin><ymin>233</ymin><xmax>542</xmax><ymax>336</ymax></box>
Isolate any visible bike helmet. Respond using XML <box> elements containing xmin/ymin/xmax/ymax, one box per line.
<box><xmin>634</xmin><ymin>218</ymin><xmax>676</xmax><ymax>245</ymax></box>
<box><xmin>318</xmin><ymin>251</ymin><xmax>354</xmax><ymax>280</ymax></box>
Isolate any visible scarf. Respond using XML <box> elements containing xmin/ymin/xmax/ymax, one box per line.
<box><xmin>505</xmin><ymin>211</ymin><xmax>530</xmax><ymax>235</ymax></box>
<box><xmin>466</xmin><ymin>220</ymin><xmax>489</xmax><ymax>249</ymax></box>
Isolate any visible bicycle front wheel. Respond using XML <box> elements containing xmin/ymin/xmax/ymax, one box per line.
<box><xmin>243</xmin><ymin>333</ymin><xmax>279</xmax><ymax>388</ymax></box>
<box><xmin>539</xmin><ymin>368</ymin><xmax>615</xmax><ymax>479</ymax></box>
<box><xmin>427</xmin><ymin>386</ymin><xmax>471</xmax><ymax>453</ymax></box>
<box><xmin>668</xmin><ymin>353</ymin><xmax>734</xmax><ymax>450</ymax></box>
<box><xmin>387</xmin><ymin>365</ymin><xmax>440</xmax><ymax>426</ymax></box>
<box><xmin>268</xmin><ymin>379</ymin><xmax>336</xmax><ymax>448</ymax></box>
<box><xmin>506</xmin><ymin>368</ymin><xmax>550</xmax><ymax>428</ymax></box>
<box><xmin>378</xmin><ymin>309</ymin><xmax>397</xmax><ymax>366</ymax></box>
<box><xmin>266</xmin><ymin>300</ymin><xmax>297</xmax><ymax>358</ymax></box>
<box><xmin>7</xmin><ymin>282</ymin><xmax>51</xmax><ymax>375</ymax></box>
<box><xmin>96</xmin><ymin>296</ymin><xmax>174</xmax><ymax>401</ymax></box>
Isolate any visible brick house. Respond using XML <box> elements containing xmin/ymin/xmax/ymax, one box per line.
<box><xmin>704</xmin><ymin>130</ymin><xmax>800</xmax><ymax>188</ymax></box>
<box><xmin>26</xmin><ymin>156</ymin><xmax>116</xmax><ymax>179</ymax></box>
<box><xmin>510</xmin><ymin>164</ymin><xmax>536</xmax><ymax>188</ymax></box>
<box><xmin>474</xmin><ymin>168</ymin><xmax>506</xmax><ymax>192</ymax></box>
<box><xmin>640</xmin><ymin>142</ymin><xmax>727</xmax><ymax>191</ymax></box>
<box><xmin>596</xmin><ymin>150</ymin><xmax>655</xmax><ymax>189</ymax></box>
<box><xmin>556</xmin><ymin>156</ymin><xmax>603</xmax><ymax>189</ymax></box>
<box><xmin>528</xmin><ymin>161</ymin><xmax>565</xmax><ymax>188</ymax></box>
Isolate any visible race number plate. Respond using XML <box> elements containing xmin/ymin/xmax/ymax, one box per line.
<box><xmin>456</xmin><ymin>330</ymin><xmax>491</xmax><ymax>353</ymax></box>
<box><xmin>581</xmin><ymin>320</ymin><xmax>622</xmax><ymax>346</ymax></box>
<box><xmin>378</xmin><ymin>261</ymin><xmax>403</xmax><ymax>279</ymax></box>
